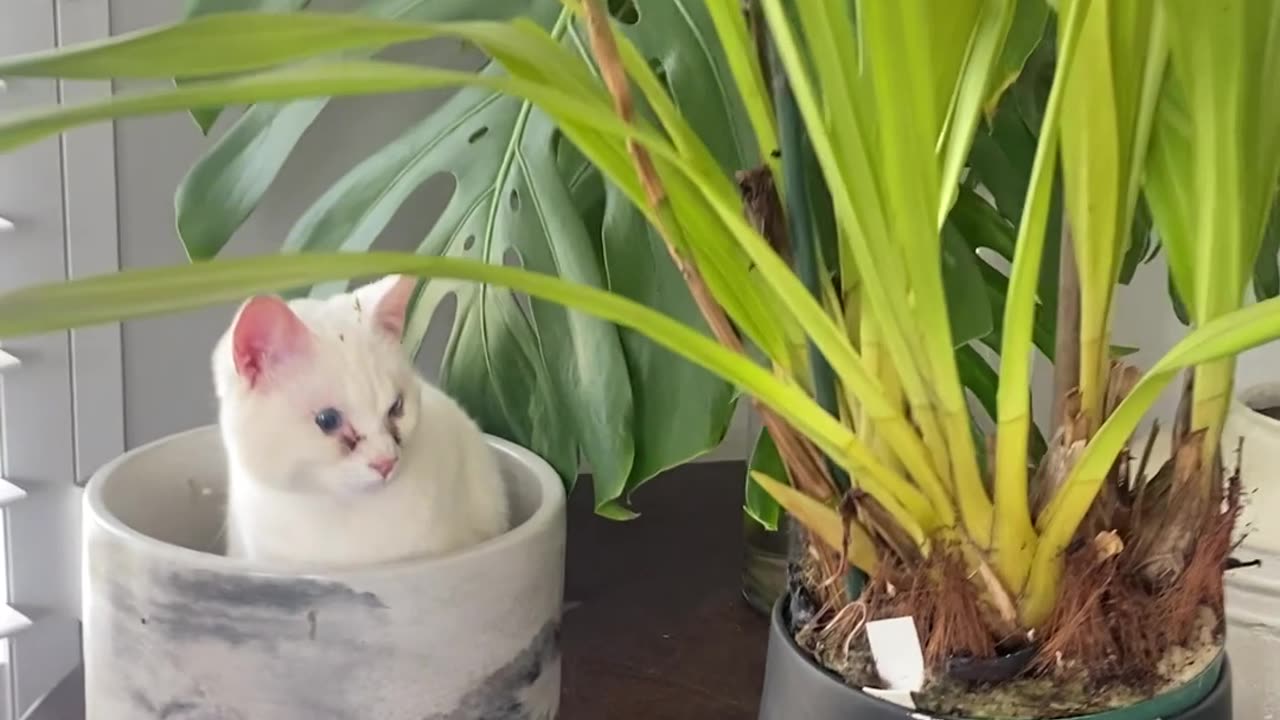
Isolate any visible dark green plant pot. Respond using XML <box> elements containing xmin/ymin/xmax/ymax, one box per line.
<box><xmin>759</xmin><ymin>598</ymin><xmax>1231</xmax><ymax>720</ymax></box>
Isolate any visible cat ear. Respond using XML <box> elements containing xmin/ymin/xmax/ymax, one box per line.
<box><xmin>355</xmin><ymin>274</ymin><xmax>417</xmax><ymax>340</ymax></box>
<box><xmin>231</xmin><ymin>295</ymin><xmax>311</xmax><ymax>387</ymax></box>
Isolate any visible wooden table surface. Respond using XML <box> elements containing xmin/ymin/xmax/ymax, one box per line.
<box><xmin>562</xmin><ymin>461</ymin><xmax>770</xmax><ymax>719</ymax></box>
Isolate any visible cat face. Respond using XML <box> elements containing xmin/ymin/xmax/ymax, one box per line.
<box><xmin>214</xmin><ymin>275</ymin><xmax>424</xmax><ymax>496</ymax></box>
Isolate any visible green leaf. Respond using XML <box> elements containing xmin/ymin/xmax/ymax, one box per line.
<box><xmin>176</xmin><ymin>100</ymin><xmax>326</xmax><ymax>259</ymax></box>
<box><xmin>965</xmin><ymin>96</ymin><xmax>1064</xmax><ymax>321</ymax></box>
<box><xmin>0</xmin><ymin>12</ymin><xmax>449</xmax><ymax>79</ymax></box>
<box><xmin>749</xmin><ymin>471</ymin><xmax>879</xmax><ymax>573</ymax></box>
<box><xmin>179</xmin><ymin>0</ymin><xmax>313</xmax><ymax>133</ymax></box>
<box><xmin>175</xmin><ymin>2</ymin><xmax>749</xmax><ymax>510</ymax></box>
<box><xmin>1118</xmin><ymin>195</ymin><xmax>1153</xmax><ymax>284</ymax></box>
<box><xmin>983</xmin><ymin>0</ymin><xmax>1051</xmax><ymax>119</ymax></box>
<box><xmin>746</xmin><ymin>426</ymin><xmax>787</xmax><ymax>531</ymax></box>
<box><xmin>957</xmin><ymin>343</ymin><xmax>999</xmax><ymax>425</ymax></box>
<box><xmin>401</xmin><ymin>103</ymin><xmax>636</xmax><ymax>507</ymax></box>
<box><xmin>957</xmin><ymin>343</ymin><xmax>1046</xmax><ymax>464</ymax></box>
<box><xmin>593</xmin><ymin>500</ymin><xmax>640</xmax><ymax>521</ymax></box>
<box><xmin>1168</xmin><ymin>268</ymin><xmax>1191</xmax><ymax>326</ymax></box>
<box><xmin>942</xmin><ymin>223</ymin><xmax>994</xmax><ymax>346</ymax></box>
<box><xmin>1253</xmin><ymin>196</ymin><xmax>1280</xmax><ymax>301</ymax></box>
<box><xmin>0</xmin><ymin>61</ymin><xmax>492</xmax><ymax>153</ymax></box>
<box><xmin>948</xmin><ymin>186</ymin><xmax>1055</xmax><ymax>359</ymax></box>
<box><xmin>587</xmin><ymin>0</ymin><xmax>755</xmax><ymax>498</ymax></box>
<box><xmin>175</xmin><ymin>0</ymin><xmax>533</xmax><ymax>259</ymax></box>
<box><xmin>0</xmin><ymin>251</ymin><xmax>858</xmax><ymax>477</ymax></box>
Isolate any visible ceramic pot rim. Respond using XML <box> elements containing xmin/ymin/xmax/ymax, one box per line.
<box><xmin>83</xmin><ymin>424</ymin><xmax>566</xmax><ymax>580</ymax></box>
<box><xmin>1232</xmin><ymin>381</ymin><xmax>1280</xmax><ymax>430</ymax></box>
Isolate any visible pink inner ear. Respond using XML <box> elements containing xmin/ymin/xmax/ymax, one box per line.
<box><xmin>362</xmin><ymin>275</ymin><xmax>417</xmax><ymax>340</ymax></box>
<box><xmin>232</xmin><ymin>296</ymin><xmax>310</xmax><ymax>387</ymax></box>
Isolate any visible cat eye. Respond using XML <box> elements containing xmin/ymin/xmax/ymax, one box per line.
<box><xmin>314</xmin><ymin>408</ymin><xmax>343</xmax><ymax>434</ymax></box>
<box><xmin>388</xmin><ymin>393</ymin><xmax>405</xmax><ymax>419</ymax></box>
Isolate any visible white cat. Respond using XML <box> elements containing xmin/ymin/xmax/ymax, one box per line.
<box><xmin>211</xmin><ymin>274</ymin><xmax>509</xmax><ymax>568</ymax></box>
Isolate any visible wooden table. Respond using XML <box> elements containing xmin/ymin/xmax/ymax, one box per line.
<box><xmin>562</xmin><ymin>461</ymin><xmax>769</xmax><ymax>719</ymax></box>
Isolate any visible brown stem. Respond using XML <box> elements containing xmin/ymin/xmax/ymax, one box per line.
<box><xmin>580</xmin><ymin>0</ymin><xmax>834</xmax><ymax>501</ymax></box>
<box><xmin>743</xmin><ymin>0</ymin><xmax>773</xmax><ymax>118</ymax></box>
<box><xmin>1051</xmin><ymin>216</ymin><xmax>1080</xmax><ymax>436</ymax></box>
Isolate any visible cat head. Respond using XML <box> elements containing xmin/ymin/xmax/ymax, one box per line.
<box><xmin>213</xmin><ymin>275</ymin><xmax>423</xmax><ymax>496</ymax></box>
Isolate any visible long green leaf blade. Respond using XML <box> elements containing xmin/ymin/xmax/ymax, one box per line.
<box><xmin>0</xmin><ymin>252</ymin><xmax>840</xmax><ymax>457</ymax></box>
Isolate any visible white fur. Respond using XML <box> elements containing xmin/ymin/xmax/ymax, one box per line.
<box><xmin>212</xmin><ymin>278</ymin><xmax>509</xmax><ymax>568</ymax></box>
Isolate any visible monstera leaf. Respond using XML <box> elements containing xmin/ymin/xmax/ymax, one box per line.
<box><xmin>174</xmin><ymin>0</ymin><xmax>749</xmax><ymax>515</ymax></box>
<box><xmin>179</xmin><ymin>0</ymin><xmax>314</xmax><ymax>133</ymax></box>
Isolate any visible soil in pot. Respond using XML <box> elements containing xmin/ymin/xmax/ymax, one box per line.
<box><xmin>781</xmin><ymin>461</ymin><xmax>1240</xmax><ymax>719</ymax></box>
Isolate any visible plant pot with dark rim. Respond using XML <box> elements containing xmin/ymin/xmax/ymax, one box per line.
<box><xmin>80</xmin><ymin>425</ymin><xmax>566</xmax><ymax>720</ymax></box>
<box><xmin>758</xmin><ymin>597</ymin><xmax>1233</xmax><ymax>720</ymax></box>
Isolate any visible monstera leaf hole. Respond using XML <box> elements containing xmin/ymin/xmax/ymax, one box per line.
<box><xmin>412</xmin><ymin>291</ymin><xmax>459</xmax><ymax>384</ymax></box>
<box><xmin>607</xmin><ymin>0</ymin><xmax>640</xmax><ymax>25</ymax></box>
<box><xmin>647</xmin><ymin>58</ymin><xmax>674</xmax><ymax>99</ymax></box>
<box><xmin>502</xmin><ymin>246</ymin><xmax>534</xmax><ymax>324</ymax></box>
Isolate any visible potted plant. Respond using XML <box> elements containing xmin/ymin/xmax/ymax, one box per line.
<box><xmin>78</xmin><ymin>425</ymin><xmax>565</xmax><ymax>720</ymax></box>
<box><xmin>1</xmin><ymin>1</ymin><xmax>1278</xmax><ymax>719</ymax></box>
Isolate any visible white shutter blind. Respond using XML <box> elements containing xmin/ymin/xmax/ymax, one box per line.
<box><xmin>0</xmin><ymin>351</ymin><xmax>27</xmax><ymax>526</ymax></box>
<box><xmin>0</xmin><ymin>0</ymin><xmax>130</xmax><ymax>715</ymax></box>
<box><xmin>0</xmin><ymin>362</ymin><xmax>31</xmax><ymax>638</ymax></box>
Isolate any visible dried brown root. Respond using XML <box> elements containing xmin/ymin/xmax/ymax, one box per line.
<box><xmin>1131</xmin><ymin>429</ymin><xmax>1210</xmax><ymax>589</ymax></box>
<box><xmin>1153</xmin><ymin>456</ymin><xmax>1241</xmax><ymax>635</ymax></box>
<box><xmin>1032</xmin><ymin>451</ymin><xmax>1243</xmax><ymax>681</ymax></box>
<box><xmin>736</xmin><ymin>166</ymin><xmax>791</xmax><ymax>264</ymax></box>
<box><xmin>1032</xmin><ymin>532</ymin><xmax>1123</xmax><ymax>676</ymax></box>
<box><xmin>1078</xmin><ymin>362</ymin><xmax>1144</xmax><ymax>538</ymax></box>
<box><xmin>1032</xmin><ymin>389</ymin><xmax>1087</xmax><ymax>517</ymax></box>
<box><xmin>864</xmin><ymin>552</ymin><xmax>996</xmax><ymax>669</ymax></box>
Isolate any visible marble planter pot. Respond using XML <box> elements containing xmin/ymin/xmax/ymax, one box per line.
<box><xmin>80</xmin><ymin>425</ymin><xmax>566</xmax><ymax>720</ymax></box>
<box><xmin>1221</xmin><ymin>383</ymin><xmax>1280</xmax><ymax>720</ymax></box>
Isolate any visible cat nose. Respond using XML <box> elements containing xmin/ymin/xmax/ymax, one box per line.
<box><xmin>369</xmin><ymin>456</ymin><xmax>397</xmax><ymax>479</ymax></box>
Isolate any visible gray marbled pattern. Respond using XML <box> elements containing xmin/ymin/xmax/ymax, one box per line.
<box><xmin>81</xmin><ymin>427</ymin><xmax>565</xmax><ymax>720</ymax></box>
<box><xmin>424</xmin><ymin>621</ymin><xmax>560</xmax><ymax>720</ymax></box>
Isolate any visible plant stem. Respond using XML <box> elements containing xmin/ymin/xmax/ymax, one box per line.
<box><xmin>993</xmin><ymin>0</ymin><xmax>1096</xmax><ymax>593</ymax></box>
<box><xmin>774</xmin><ymin>40</ymin><xmax>848</xmax><ymax>492</ymax></box>
<box><xmin>579</xmin><ymin>0</ymin><xmax>840</xmax><ymax>503</ymax></box>
<box><xmin>1076</xmin><ymin>254</ymin><xmax>1116</xmax><ymax>434</ymax></box>
<box><xmin>1050</xmin><ymin>218</ymin><xmax>1080</xmax><ymax>436</ymax></box>
<box><xmin>1190</xmin><ymin>359</ymin><xmax>1233</xmax><ymax>475</ymax></box>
